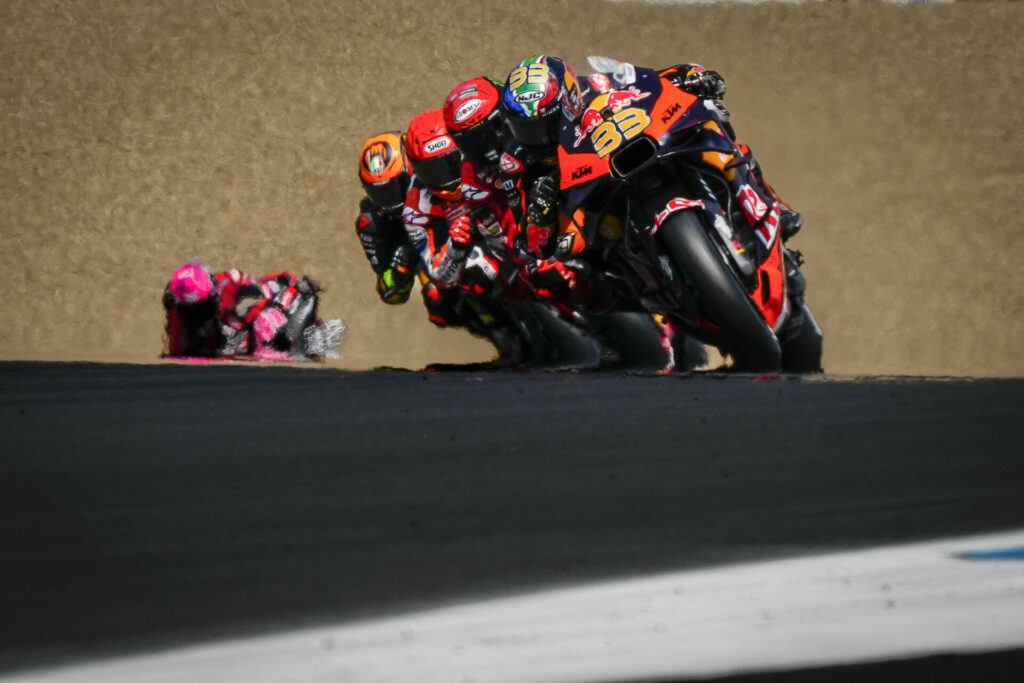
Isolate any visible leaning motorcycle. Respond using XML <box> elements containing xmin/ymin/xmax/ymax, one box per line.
<box><xmin>553</xmin><ymin>61</ymin><xmax>822</xmax><ymax>372</ymax></box>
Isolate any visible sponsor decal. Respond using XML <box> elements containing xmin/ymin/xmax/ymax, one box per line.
<box><xmin>653</xmin><ymin>197</ymin><xmax>705</xmax><ymax>233</ymax></box>
<box><xmin>555</xmin><ymin>232</ymin><xmax>576</xmax><ymax>257</ymax></box>
<box><xmin>424</xmin><ymin>137</ymin><xmax>451</xmax><ymax>155</ymax></box>
<box><xmin>737</xmin><ymin>184</ymin><xmax>768</xmax><ymax>225</ymax></box>
<box><xmin>453</xmin><ymin>99</ymin><xmax>482</xmax><ymax>124</ymax></box>
<box><xmin>462</xmin><ymin>185</ymin><xmax>490</xmax><ymax>202</ymax></box>
<box><xmin>515</xmin><ymin>89</ymin><xmax>544</xmax><ymax>104</ymax></box>
<box><xmin>436</xmin><ymin>251</ymin><xmax>463</xmax><ymax>284</ymax></box>
<box><xmin>571</xmin><ymin>165</ymin><xmax>592</xmax><ymax>181</ymax></box>
<box><xmin>574</xmin><ymin>108</ymin><xmax>605</xmax><ymax>148</ymax></box>
<box><xmin>604</xmin><ymin>86</ymin><xmax>650</xmax><ymax>112</ymax></box>
<box><xmin>573</xmin><ymin>86</ymin><xmax>651</xmax><ymax>148</ymax></box>
<box><xmin>756</xmin><ymin>204</ymin><xmax>781</xmax><ymax>248</ymax></box>
<box><xmin>499</xmin><ymin>152</ymin><xmax>523</xmax><ymax>174</ymax></box>
<box><xmin>661</xmin><ymin>102</ymin><xmax>681</xmax><ymax>124</ymax></box>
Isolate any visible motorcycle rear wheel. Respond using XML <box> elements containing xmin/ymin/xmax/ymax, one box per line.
<box><xmin>659</xmin><ymin>211</ymin><xmax>782</xmax><ymax>372</ymax></box>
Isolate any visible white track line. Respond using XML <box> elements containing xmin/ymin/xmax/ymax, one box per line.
<box><xmin>7</xmin><ymin>530</ymin><xmax>1024</xmax><ymax>683</ymax></box>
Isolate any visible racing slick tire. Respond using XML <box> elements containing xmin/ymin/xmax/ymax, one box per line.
<box><xmin>659</xmin><ymin>210</ymin><xmax>782</xmax><ymax>372</ymax></box>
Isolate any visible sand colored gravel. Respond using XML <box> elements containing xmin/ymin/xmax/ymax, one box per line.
<box><xmin>2</xmin><ymin>0</ymin><xmax>1021</xmax><ymax>375</ymax></box>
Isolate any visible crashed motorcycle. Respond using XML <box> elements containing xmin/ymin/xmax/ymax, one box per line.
<box><xmin>552</xmin><ymin>59</ymin><xmax>823</xmax><ymax>372</ymax></box>
<box><xmin>214</xmin><ymin>274</ymin><xmax>345</xmax><ymax>361</ymax></box>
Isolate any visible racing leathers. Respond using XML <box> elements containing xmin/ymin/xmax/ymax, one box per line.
<box><xmin>163</xmin><ymin>268</ymin><xmax>262</xmax><ymax>357</ymax></box>
<box><xmin>355</xmin><ymin>196</ymin><xmax>418</xmax><ymax>305</ymax></box>
<box><xmin>403</xmin><ymin>159</ymin><xmax>518</xmax><ymax>294</ymax></box>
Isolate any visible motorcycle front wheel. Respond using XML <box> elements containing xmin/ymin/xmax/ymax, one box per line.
<box><xmin>659</xmin><ymin>210</ymin><xmax>782</xmax><ymax>372</ymax></box>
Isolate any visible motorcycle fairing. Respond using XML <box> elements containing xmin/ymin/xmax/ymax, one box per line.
<box><xmin>552</xmin><ymin>65</ymin><xmax>791</xmax><ymax>336</ymax></box>
<box><xmin>752</xmin><ymin>235</ymin><xmax>788</xmax><ymax>331</ymax></box>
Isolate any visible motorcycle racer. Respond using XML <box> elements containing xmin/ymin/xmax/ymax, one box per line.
<box><xmin>356</xmin><ymin>129</ymin><xmax>467</xmax><ymax>330</ymax></box>
<box><xmin>662</xmin><ymin>63</ymin><xmax>802</xmax><ymax>240</ymax></box>
<box><xmin>498</xmin><ymin>55</ymin><xmax>585</xmax><ymax>261</ymax></box>
<box><xmin>593</xmin><ymin>58</ymin><xmax>803</xmax><ymax>241</ymax></box>
<box><xmin>355</xmin><ymin>132</ymin><xmax>418</xmax><ymax>305</ymax></box>
<box><xmin>403</xmin><ymin>107</ymin><xmax>522</xmax><ymax>294</ymax></box>
<box><xmin>162</xmin><ymin>262</ymin><xmax>263</xmax><ymax>357</ymax></box>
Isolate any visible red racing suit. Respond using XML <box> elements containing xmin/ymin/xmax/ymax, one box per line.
<box><xmin>403</xmin><ymin>159</ymin><xmax>518</xmax><ymax>293</ymax></box>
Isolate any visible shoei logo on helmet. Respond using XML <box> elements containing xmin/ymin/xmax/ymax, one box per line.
<box><xmin>453</xmin><ymin>99</ymin><xmax>482</xmax><ymax>124</ymax></box>
<box><xmin>424</xmin><ymin>137</ymin><xmax>451</xmax><ymax>155</ymax></box>
<box><xmin>515</xmin><ymin>89</ymin><xmax>544</xmax><ymax>104</ymax></box>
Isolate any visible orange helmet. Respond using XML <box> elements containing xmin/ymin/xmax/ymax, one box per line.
<box><xmin>358</xmin><ymin>131</ymin><xmax>410</xmax><ymax>212</ymax></box>
<box><xmin>404</xmin><ymin>109</ymin><xmax>463</xmax><ymax>200</ymax></box>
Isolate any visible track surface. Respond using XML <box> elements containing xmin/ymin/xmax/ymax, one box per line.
<box><xmin>1</xmin><ymin>362</ymin><xmax>1023</xmax><ymax>678</ymax></box>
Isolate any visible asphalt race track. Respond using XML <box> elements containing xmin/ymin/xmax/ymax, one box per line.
<box><xmin>1</xmin><ymin>361</ymin><xmax>1023</xmax><ymax>680</ymax></box>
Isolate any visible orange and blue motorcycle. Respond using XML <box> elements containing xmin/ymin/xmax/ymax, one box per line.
<box><xmin>552</xmin><ymin>59</ymin><xmax>823</xmax><ymax>372</ymax></box>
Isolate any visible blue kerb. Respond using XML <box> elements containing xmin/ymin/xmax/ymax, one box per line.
<box><xmin>956</xmin><ymin>546</ymin><xmax>1024</xmax><ymax>561</ymax></box>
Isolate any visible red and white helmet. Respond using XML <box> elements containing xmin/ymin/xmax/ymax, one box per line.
<box><xmin>443</xmin><ymin>76</ymin><xmax>507</xmax><ymax>167</ymax></box>
<box><xmin>404</xmin><ymin>109</ymin><xmax>463</xmax><ymax>200</ymax></box>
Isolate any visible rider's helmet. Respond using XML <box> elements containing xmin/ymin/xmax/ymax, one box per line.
<box><xmin>404</xmin><ymin>109</ymin><xmax>463</xmax><ymax>200</ymax></box>
<box><xmin>500</xmin><ymin>55</ymin><xmax>584</xmax><ymax>149</ymax></box>
<box><xmin>443</xmin><ymin>76</ymin><xmax>507</xmax><ymax>167</ymax></box>
<box><xmin>169</xmin><ymin>262</ymin><xmax>216</xmax><ymax>305</ymax></box>
<box><xmin>358</xmin><ymin>132</ymin><xmax>410</xmax><ymax>213</ymax></box>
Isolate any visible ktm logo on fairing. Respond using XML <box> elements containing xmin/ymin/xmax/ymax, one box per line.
<box><xmin>661</xmin><ymin>103</ymin><xmax>681</xmax><ymax>124</ymax></box>
<box><xmin>571</xmin><ymin>165</ymin><xmax>592</xmax><ymax>180</ymax></box>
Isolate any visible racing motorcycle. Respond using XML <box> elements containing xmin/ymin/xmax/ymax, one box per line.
<box><xmin>235</xmin><ymin>274</ymin><xmax>346</xmax><ymax>361</ymax></box>
<box><xmin>551</xmin><ymin>58</ymin><xmax>823</xmax><ymax>372</ymax></box>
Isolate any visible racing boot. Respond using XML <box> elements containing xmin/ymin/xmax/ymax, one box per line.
<box><xmin>780</xmin><ymin>248</ymin><xmax>823</xmax><ymax>373</ymax></box>
<box><xmin>779</xmin><ymin>206</ymin><xmax>803</xmax><ymax>242</ymax></box>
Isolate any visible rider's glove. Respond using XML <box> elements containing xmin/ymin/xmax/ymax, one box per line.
<box><xmin>447</xmin><ymin>214</ymin><xmax>474</xmax><ymax>258</ymax></box>
<box><xmin>526</xmin><ymin>258</ymin><xmax>578</xmax><ymax>301</ymax></box>
<box><xmin>390</xmin><ymin>243</ymin><xmax>416</xmax><ymax>270</ymax></box>
<box><xmin>681</xmin><ymin>68</ymin><xmax>726</xmax><ymax>100</ymax></box>
<box><xmin>526</xmin><ymin>175</ymin><xmax>559</xmax><ymax>228</ymax></box>
<box><xmin>377</xmin><ymin>265</ymin><xmax>414</xmax><ymax>304</ymax></box>
<box><xmin>377</xmin><ymin>244</ymin><xmax>417</xmax><ymax>303</ymax></box>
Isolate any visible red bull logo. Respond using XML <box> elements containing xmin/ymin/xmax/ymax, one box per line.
<box><xmin>573</xmin><ymin>108</ymin><xmax>605</xmax><ymax>148</ymax></box>
<box><xmin>572</xmin><ymin>86</ymin><xmax>650</xmax><ymax>148</ymax></box>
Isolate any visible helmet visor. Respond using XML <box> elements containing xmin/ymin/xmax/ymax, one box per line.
<box><xmin>450</xmin><ymin>117</ymin><xmax>506</xmax><ymax>166</ymax></box>
<box><xmin>365</xmin><ymin>175</ymin><xmax>408</xmax><ymax>212</ymax></box>
<box><xmin>411</xmin><ymin>152</ymin><xmax>463</xmax><ymax>192</ymax></box>
<box><xmin>507</xmin><ymin>109</ymin><xmax>560</xmax><ymax>149</ymax></box>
